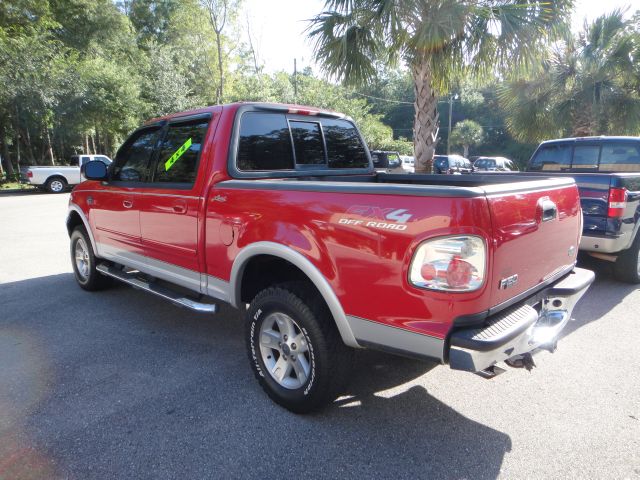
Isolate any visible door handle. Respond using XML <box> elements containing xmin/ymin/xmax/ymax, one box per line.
<box><xmin>173</xmin><ymin>205</ymin><xmax>186</xmax><ymax>214</ymax></box>
<box><xmin>538</xmin><ymin>198</ymin><xmax>557</xmax><ymax>222</ymax></box>
<box><xmin>123</xmin><ymin>200</ymin><xmax>133</xmax><ymax>209</ymax></box>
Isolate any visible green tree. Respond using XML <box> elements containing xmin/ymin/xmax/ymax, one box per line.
<box><xmin>450</xmin><ymin>119</ymin><xmax>483</xmax><ymax>158</ymax></box>
<box><xmin>308</xmin><ymin>0</ymin><xmax>571</xmax><ymax>172</ymax></box>
<box><xmin>500</xmin><ymin>10</ymin><xmax>640</xmax><ymax>141</ymax></box>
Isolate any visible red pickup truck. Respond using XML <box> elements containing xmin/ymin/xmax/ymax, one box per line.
<box><xmin>67</xmin><ymin>102</ymin><xmax>594</xmax><ymax>412</ymax></box>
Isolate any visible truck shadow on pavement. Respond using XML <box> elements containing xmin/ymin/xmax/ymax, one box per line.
<box><xmin>561</xmin><ymin>255</ymin><xmax>639</xmax><ymax>339</ymax></box>
<box><xmin>1</xmin><ymin>273</ymin><xmax>511</xmax><ymax>479</ymax></box>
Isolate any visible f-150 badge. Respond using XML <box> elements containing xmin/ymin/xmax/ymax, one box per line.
<box><xmin>499</xmin><ymin>274</ymin><xmax>518</xmax><ymax>290</ymax></box>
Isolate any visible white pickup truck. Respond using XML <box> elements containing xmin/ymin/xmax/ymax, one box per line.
<box><xmin>20</xmin><ymin>154</ymin><xmax>112</xmax><ymax>193</ymax></box>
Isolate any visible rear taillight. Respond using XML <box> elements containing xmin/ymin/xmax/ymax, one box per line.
<box><xmin>608</xmin><ymin>187</ymin><xmax>627</xmax><ymax>218</ymax></box>
<box><xmin>27</xmin><ymin>171</ymin><xmax>33</xmax><ymax>178</ymax></box>
<box><xmin>410</xmin><ymin>236</ymin><xmax>486</xmax><ymax>292</ymax></box>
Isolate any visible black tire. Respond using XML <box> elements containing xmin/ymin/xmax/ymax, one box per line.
<box><xmin>46</xmin><ymin>176</ymin><xmax>67</xmax><ymax>193</ymax></box>
<box><xmin>613</xmin><ymin>234</ymin><xmax>640</xmax><ymax>283</ymax></box>
<box><xmin>70</xmin><ymin>226</ymin><xmax>112</xmax><ymax>291</ymax></box>
<box><xmin>246</xmin><ymin>283</ymin><xmax>351</xmax><ymax>413</ymax></box>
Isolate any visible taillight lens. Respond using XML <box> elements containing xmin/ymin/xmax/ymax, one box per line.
<box><xmin>410</xmin><ymin>236</ymin><xmax>486</xmax><ymax>292</ymax></box>
<box><xmin>27</xmin><ymin>170</ymin><xmax>33</xmax><ymax>178</ymax></box>
<box><xmin>608</xmin><ymin>187</ymin><xmax>626</xmax><ymax>218</ymax></box>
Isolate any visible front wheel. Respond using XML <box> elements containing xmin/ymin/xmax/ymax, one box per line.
<box><xmin>246</xmin><ymin>284</ymin><xmax>351</xmax><ymax>413</ymax></box>
<box><xmin>613</xmin><ymin>234</ymin><xmax>640</xmax><ymax>283</ymax></box>
<box><xmin>70</xmin><ymin>227</ymin><xmax>112</xmax><ymax>291</ymax></box>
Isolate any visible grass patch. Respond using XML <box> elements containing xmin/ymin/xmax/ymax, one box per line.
<box><xmin>0</xmin><ymin>182</ymin><xmax>35</xmax><ymax>191</ymax></box>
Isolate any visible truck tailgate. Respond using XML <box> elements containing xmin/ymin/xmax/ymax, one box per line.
<box><xmin>484</xmin><ymin>179</ymin><xmax>581</xmax><ymax>307</ymax></box>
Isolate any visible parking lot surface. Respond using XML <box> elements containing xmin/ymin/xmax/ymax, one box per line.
<box><xmin>1</xmin><ymin>191</ymin><xmax>639</xmax><ymax>479</ymax></box>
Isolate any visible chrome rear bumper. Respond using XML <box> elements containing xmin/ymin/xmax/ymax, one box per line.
<box><xmin>448</xmin><ymin>267</ymin><xmax>594</xmax><ymax>373</ymax></box>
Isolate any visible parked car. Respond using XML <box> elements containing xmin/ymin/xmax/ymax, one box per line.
<box><xmin>21</xmin><ymin>154</ymin><xmax>112</xmax><ymax>193</ymax></box>
<box><xmin>433</xmin><ymin>154</ymin><xmax>474</xmax><ymax>174</ymax></box>
<box><xmin>526</xmin><ymin>136</ymin><xmax>640</xmax><ymax>282</ymax></box>
<box><xmin>474</xmin><ymin>156</ymin><xmax>518</xmax><ymax>172</ymax></box>
<box><xmin>401</xmin><ymin>155</ymin><xmax>415</xmax><ymax>173</ymax></box>
<box><xmin>67</xmin><ymin>102</ymin><xmax>593</xmax><ymax>412</ymax></box>
<box><xmin>370</xmin><ymin>150</ymin><xmax>403</xmax><ymax>173</ymax></box>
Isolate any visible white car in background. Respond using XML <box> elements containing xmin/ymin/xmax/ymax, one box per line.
<box><xmin>20</xmin><ymin>154</ymin><xmax>112</xmax><ymax>193</ymax></box>
<box><xmin>401</xmin><ymin>155</ymin><xmax>415</xmax><ymax>173</ymax></box>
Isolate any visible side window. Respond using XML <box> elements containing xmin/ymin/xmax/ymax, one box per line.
<box><xmin>529</xmin><ymin>145</ymin><xmax>572</xmax><ymax>171</ymax></box>
<box><xmin>290</xmin><ymin>121</ymin><xmax>325</xmax><ymax>166</ymax></box>
<box><xmin>321</xmin><ymin>118</ymin><xmax>369</xmax><ymax>169</ymax></box>
<box><xmin>154</xmin><ymin>121</ymin><xmax>209</xmax><ymax>185</ymax></box>
<box><xmin>572</xmin><ymin>145</ymin><xmax>600</xmax><ymax>169</ymax></box>
<box><xmin>237</xmin><ymin>113</ymin><xmax>294</xmax><ymax>171</ymax></box>
<box><xmin>96</xmin><ymin>156</ymin><xmax>111</xmax><ymax>165</ymax></box>
<box><xmin>599</xmin><ymin>143</ymin><xmax>640</xmax><ymax>172</ymax></box>
<box><xmin>112</xmin><ymin>128</ymin><xmax>160</xmax><ymax>182</ymax></box>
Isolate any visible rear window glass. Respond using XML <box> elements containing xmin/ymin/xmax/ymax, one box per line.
<box><xmin>529</xmin><ymin>145</ymin><xmax>572</xmax><ymax>171</ymax></box>
<box><xmin>572</xmin><ymin>145</ymin><xmax>600</xmax><ymax>169</ymax></box>
<box><xmin>238</xmin><ymin>113</ymin><xmax>294</xmax><ymax>171</ymax></box>
<box><xmin>236</xmin><ymin>113</ymin><xmax>368</xmax><ymax>172</ymax></box>
<box><xmin>322</xmin><ymin>118</ymin><xmax>368</xmax><ymax>169</ymax></box>
<box><xmin>599</xmin><ymin>143</ymin><xmax>640</xmax><ymax>172</ymax></box>
<box><xmin>154</xmin><ymin>120</ymin><xmax>209</xmax><ymax>184</ymax></box>
<box><xmin>290</xmin><ymin>121</ymin><xmax>325</xmax><ymax>165</ymax></box>
<box><xmin>434</xmin><ymin>158</ymin><xmax>447</xmax><ymax>167</ymax></box>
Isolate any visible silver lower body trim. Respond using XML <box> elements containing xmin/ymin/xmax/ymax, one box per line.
<box><xmin>580</xmin><ymin>233</ymin><xmax>630</xmax><ymax>253</ymax></box>
<box><xmin>97</xmin><ymin>242</ymin><xmax>203</xmax><ymax>293</ymax></box>
<box><xmin>346</xmin><ymin>315</ymin><xmax>445</xmax><ymax>362</ymax></box>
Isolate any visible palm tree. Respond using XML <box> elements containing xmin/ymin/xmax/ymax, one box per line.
<box><xmin>450</xmin><ymin>119</ymin><xmax>483</xmax><ymax>158</ymax></box>
<box><xmin>500</xmin><ymin>10</ymin><xmax>640</xmax><ymax>142</ymax></box>
<box><xmin>308</xmin><ymin>0</ymin><xmax>571</xmax><ymax>172</ymax></box>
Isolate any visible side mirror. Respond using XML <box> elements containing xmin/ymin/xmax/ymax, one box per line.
<box><xmin>82</xmin><ymin>160</ymin><xmax>108</xmax><ymax>181</ymax></box>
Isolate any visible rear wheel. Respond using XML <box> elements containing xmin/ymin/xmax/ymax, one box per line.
<box><xmin>246</xmin><ymin>284</ymin><xmax>351</xmax><ymax>413</ymax></box>
<box><xmin>46</xmin><ymin>176</ymin><xmax>67</xmax><ymax>193</ymax></box>
<box><xmin>70</xmin><ymin>227</ymin><xmax>112</xmax><ymax>291</ymax></box>
<box><xmin>613</xmin><ymin>234</ymin><xmax>640</xmax><ymax>283</ymax></box>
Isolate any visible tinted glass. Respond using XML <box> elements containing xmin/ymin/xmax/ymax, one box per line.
<box><xmin>529</xmin><ymin>145</ymin><xmax>572</xmax><ymax>171</ymax></box>
<box><xmin>154</xmin><ymin>121</ymin><xmax>209</xmax><ymax>184</ymax></box>
<box><xmin>290</xmin><ymin>121</ymin><xmax>325</xmax><ymax>165</ymax></box>
<box><xmin>113</xmin><ymin>128</ymin><xmax>160</xmax><ymax>182</ymax></box>
<box><xmin>238</xmin><ymin>113</ymin><xmax>294</xmax><ymax>171</ymax></box>
<box><xmin>321</xmin><ymin>118</ymin><xmax>368</xmax><ymax>169</ymax></box>
<box><xmin>599</xmin><ymin>143</ymin><xmax>640</xmax><ymax>172</ymax></box>
<box><xmin>434</xmin><ymin>157</ymin><xmax>448</xmax><ymax>168</ymax></box>
<box><xmin>96</xmin><ymin>156</ymin><xmax>111</xmax><ymax>165</ymax></box>
<box><xmin>572</xmin><ymin>145</ymin><xmax>600</xmax><ymax>169</ymax></box>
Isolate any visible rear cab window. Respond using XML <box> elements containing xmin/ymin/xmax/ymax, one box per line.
<box><xmin>599</xmin><ymin>143</ymin><xmax>640</xmax><ymax>172</ymax></box>
<box><xmin>233</xmin><ymin>109</ymin><xmax>369</xmax><ymax>176</ymax></box>
<box><xmin>529</xmin><ymin>144</ymin><xmax>572</xmax><ymax>171</ymax></box>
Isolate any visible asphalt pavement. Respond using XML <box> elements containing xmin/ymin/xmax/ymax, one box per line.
<box><xmin>0</xmin><ymin>191</ymin><xmax>639</xmax><ymax>479</ymax></box>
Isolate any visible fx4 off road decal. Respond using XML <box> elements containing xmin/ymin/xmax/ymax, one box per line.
<box><xmin>337</xmin><ymin>205</ymin><xmax>414</xmax><ymax>231</ymax></box>
<box><xmin>164</xmin><ymin>138</ymin><xmax>192</xmax><ymax>171</ymax></box>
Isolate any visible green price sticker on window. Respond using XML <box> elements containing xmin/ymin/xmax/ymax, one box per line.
<box><xmin>164</xmin><ymin>138</ymin><xmax>192</xmax><ymax>171</ymax></box>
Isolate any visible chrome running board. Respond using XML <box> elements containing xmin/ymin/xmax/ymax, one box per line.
<box><xmin>96</xmin><ymin>263</ymin><xmax>217</xmax><ymax>314</ymax></box>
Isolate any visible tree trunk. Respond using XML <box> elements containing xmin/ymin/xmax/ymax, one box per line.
<box><xmin>0</xmin><ymin>124</ymin><xmax>14</xmax><ymax>178</ymax></box>
<box><xmin>46</xmin><ymin>127</ymin><xmax>55</xmax><ymax>165</ymax></box>
<box><xmin>90</xmin><ymin>132</ymin><xmax>97</xmax><ymax>155</ymax></box>
<box><xmin>215</xmin><ymin>30</ymin><xmax>224</xmax><ymax>103</ymax></box>
<box><xmin>412</xmin><ymin>59</ymin><xmax>439</xmax><ymax>174</ymax></box>
<box><xmin>84</xmin><ymin>134</ymin><xmax>90</xmax><ymax>154</ymax></box>
<box><xmin>463</xmin><ymin>144</ymin><xmax>469</xmax><ymax>158</ymax></box>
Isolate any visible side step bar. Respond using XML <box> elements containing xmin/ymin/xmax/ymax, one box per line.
<box><xmin>96</xmin><ymin>263</ymin><xmax>217</xmax><ymax>314</ymax></box>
